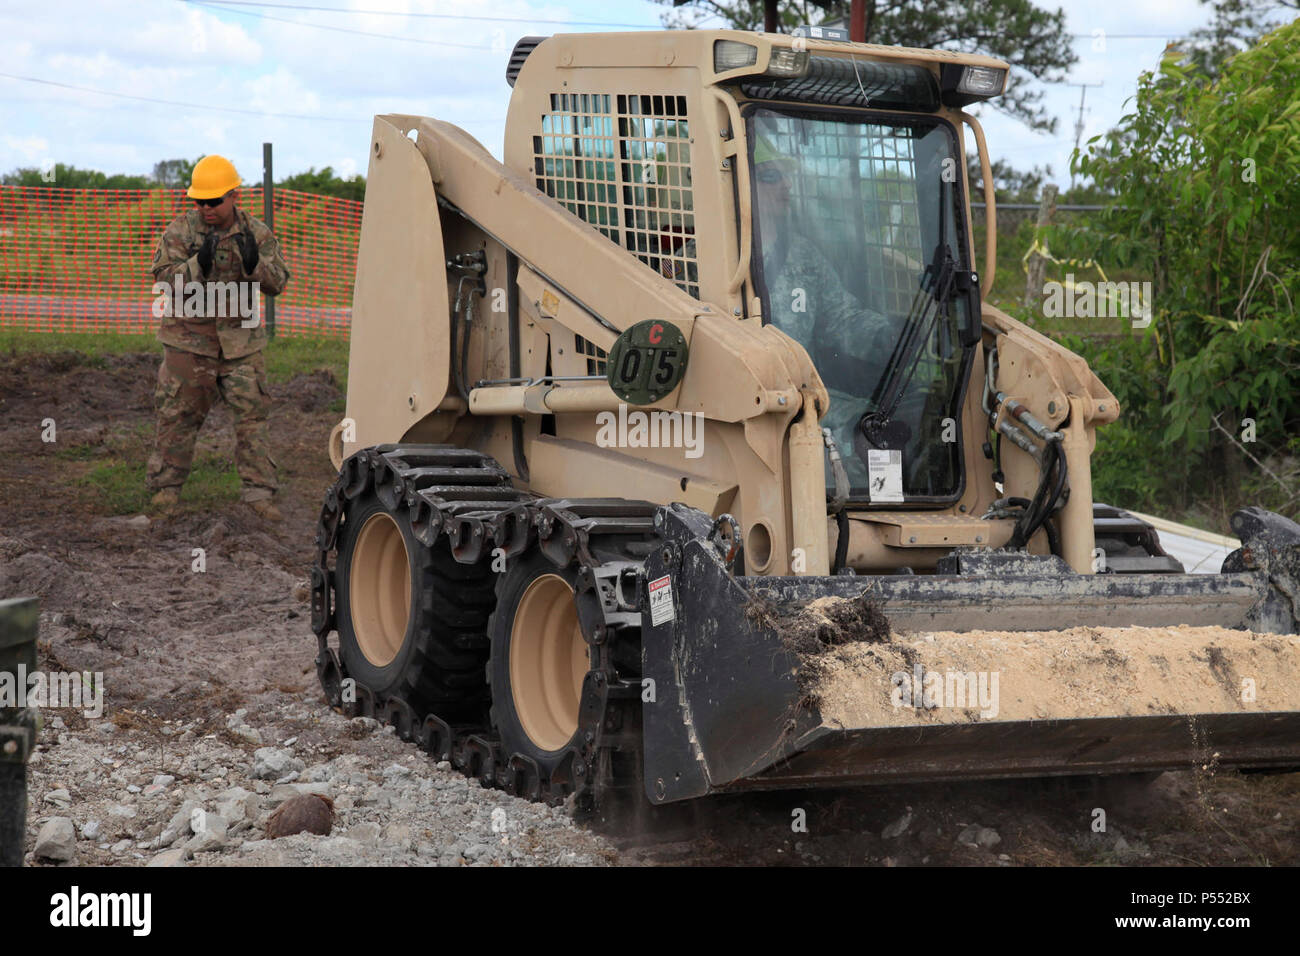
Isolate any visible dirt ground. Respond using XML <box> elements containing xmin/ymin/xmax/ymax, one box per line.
<box><xmin>1</xmin><ymin>350</ymin><xmax>1296</xmax><ymax>866</ymax></box>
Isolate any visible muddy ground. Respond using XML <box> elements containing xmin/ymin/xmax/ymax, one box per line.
<box><xmin>0</xmin><ymin>350</ymin><xmax>1295</xmax><ymax>866</ymax></box>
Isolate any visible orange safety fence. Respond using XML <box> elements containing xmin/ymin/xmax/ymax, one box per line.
<box><xmin>0</xmin><ymin>185</ymin><xmax>361</xmax><ymax>338</ymax></box>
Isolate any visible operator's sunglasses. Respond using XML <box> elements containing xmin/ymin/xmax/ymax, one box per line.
<box><xmin>755</xmin><ymin>166</ymin><xmax>785</xmax><ymax>184</ymax></box>
<box><xmin>193</xmin><ymin>195</ymin><xmax>227</xmax><ymax>208</ymax></box>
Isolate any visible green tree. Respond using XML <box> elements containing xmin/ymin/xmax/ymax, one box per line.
<box><xmin>658</xmin><ymin>0</ymin><xmax>1077</xmax><ymax>132</ymax></box>
<box><xmin>1062</xmin><ymin>22</ymin><xmax>1300</xmax><ymax>519</ymax></box>
<box><xmin>276</xmin><ymin>166</ymin><xmax>365</xmax><ymax>202</ymax></box>
<box><xmin>1</xmin><ymin>164</ymin><xmax>151</xmax><ymax>188</ymax></box>
<box><xmin>1186</xmin><ymin>0</ymin><xmax>1299</xmax><ymax>75</ymax></box>
<box><xmin>151</xmin><ymin>158</ymin><xmax>200</xmax><ymax>187</ymax></box>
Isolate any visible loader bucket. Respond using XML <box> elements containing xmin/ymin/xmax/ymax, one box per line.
<box><xmin>640</xmin><ymin>506</ymin><xmax>1300</xmax><ymax>804</ymax></box>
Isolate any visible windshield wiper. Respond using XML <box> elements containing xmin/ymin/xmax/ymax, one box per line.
<box><xmin>857</xmin><ymin>176</ymin><xmax>974</xmax><ymax>454</ymax></box>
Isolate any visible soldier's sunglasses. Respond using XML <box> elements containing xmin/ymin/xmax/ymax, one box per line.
<box><xmin>194</xmin><ymin>196</ymin><xmax>226</xmax><ymax>208</ymax></box>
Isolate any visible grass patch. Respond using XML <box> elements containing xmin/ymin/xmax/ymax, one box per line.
<box><xmin>77</xmin><ymin>454</ymin><xmax>241</xmax><ymax>515</ymax></box>
<box><xmin>0</xmin><ymin>329</ymin><xmax>349</xmax><ymax>388</ymax></box>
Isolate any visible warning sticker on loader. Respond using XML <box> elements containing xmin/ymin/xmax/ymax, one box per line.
<box><xmin>868</xmin><ymin>449</ymin><xmax>904</xmax><ymax>503</ymax></box>
<box><xmin>648</xmin><ymin>574</ymin><xmax>675</xmax><ymax>626</ymax></box>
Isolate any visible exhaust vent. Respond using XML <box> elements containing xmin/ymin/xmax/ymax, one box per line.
<box><xmin>507</xmin><ymin>36</ymin><xmax>546</xmax><ymax>87</ymax></box>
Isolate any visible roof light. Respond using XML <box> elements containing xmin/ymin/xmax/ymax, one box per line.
<box><xmin>958</xmin><ymin>66</ymin><xmax>1006</xmax><ymax>96</ymax></box>
<box><xmin>766</xmin><ymin>47</ymin><xmax>809</xmax><ymax>77</ymax></box>
<box><xmin>939</xmin><ymin>64</ymin><xmax>1008</xmax><ymax>107</ymax></box>
<box><xmin>714</xmin><ymin>40</ymin><xmax>758</xmax><ymax>72</ymax></box>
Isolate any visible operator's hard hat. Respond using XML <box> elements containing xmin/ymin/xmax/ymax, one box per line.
<box><xmin>188</xmin><ymin>155</ymin><xmax>241</xmax><ymax>199</ymax></box>
<box><xmin>753</xmin><ymin>136</ymin><xmax>796</xmax><ymax>170</ymax></box>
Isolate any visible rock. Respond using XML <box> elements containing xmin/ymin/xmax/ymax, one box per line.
<box><xmin>110</xmin><ymin>839</ymin><xmax>133</xmax><ymax>854</ymax></box>
<box><xmin>251</xmin><ymin>747</ymin><xmax>304</xmax><ymax>780</ymax></box>
<box><xmin>156</xmin><ymin>800</ymin><xmax>203</xmax><ymax>848</ymax></box>
<box><xmin>381</xmin><ymin>822</ymin><xmax>412</xmax><ymax>848</ymax></box>
<box><xmin>215</xmin><ymin>786</ymin><xmax>257</xmax><ymax>825</ymax></box>
<box><xmin>123</xmin><ymin>515</ymin><xmax>151</xmax><ymax>531</ymax></box>
<box><xmin>383</xmin><ymin>762</ymin><xmax>413</xmax><ymax>779</ymax></box>
<box><xmin>266</xmin><ymin>794</ymin><xmax>334</xmax><ymax>839</ymax></box>
<box><xmin>147</xmin><ymin>848</ymin><xmax>188</xmax><ymax>867</ymax></box>
<box><xmin>231</xmin><ymin>724</ymin><xmax>263</xmax><ymax>744</ymax></box>
<box><xmin>35</xmin><ymin>817</ymin><xmax>76</xmax><ymax>861</ymax></box>
<box><xmin>108</xmin><ymin>804</ymin><xmax>137</xmax><ymax>819</ymax></box>
<box><xmin>126</xmin><ymin>785</ymin><xmax>141</xmax><ymax>794</ymax></box>
<box><xmin>345</xmin><ymin>822</ymin><xmax>381</xmax><ymax>846</ymax></box>
<box><xmin>44</xmin><ymin>788</ymin><xmax>71</xmax><ymax>807</ymax></box>
<box><xmin>95</xmin><ymin>722</ymin><xmax>118</xmax><ymax>735</ymax></box>
<box><xmin>348</xmin><ymin>717</ymin><xmax>380</xmax><ymax>735</ymax></box>
<box><xmin>152</xmin><ymin>774</ymin><xmax>175</xmax><ymax>787</ymax></box>
<box><xmin>142</xmin><ymin>784</ymin><xmax>167</xmax><ymax>797</ymax></box>
<box><xmin>80</xmin><ymin>820</ymin><xmax>102</xmax><ymax>841</ymax></box>
<box><xmin>464</xmin><ymin>842</ymin><xmax>491</xmax><ymax>861</ymax></box>
<box><xmin>881</xmin><ymin>809</ymin><xmax>913</xmax><ymax>840</ymax></box>
<box><xmin>282</xmin><ymin>736</ymin><xmax>298</xmax><ymax>747</ymax></box>
<box><xmin>304</xmin><ymin>764</ymin><xmax>333</xmax><ymax>783</ymax></box>
<box><xmin>956</xmin><ymin>825</ymin><xmax>1001</xmax><ymax>850</ymax></box>
<box><xmin>183</xmin><ymin>813</ymin><xmax>228</xmax><ymax>853</ymax></box>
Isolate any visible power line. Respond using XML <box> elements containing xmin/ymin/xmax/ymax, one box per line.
<box><xmin>194</xmin><ymin>0</ymin><xmax>661</xmax><ymax>28</ymax></box>
<box><xmin>0</xmin><ymin>71</ymin><xmax>367</xmax><ymax>122</ymax></box>
<box><xmin>183</xmin><ymin>0</ymin><xmax>497</xmax><ymax>49</ymax></box>
<box><xmin>191</xmin><ymin>4</ymin><xmax>1184</xmax><ymax>41</ymax></box>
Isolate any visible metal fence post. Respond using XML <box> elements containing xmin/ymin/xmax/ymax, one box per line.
<box><xmin>262</xmin><ymin>142</ymin><xmax>275</xmax><ymax>340</ymax></box>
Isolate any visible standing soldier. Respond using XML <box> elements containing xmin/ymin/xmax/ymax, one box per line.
<box><xmin>147</xmin><ymin>154</ymin><xmax>290</xmax><ymax>520</ymax></box>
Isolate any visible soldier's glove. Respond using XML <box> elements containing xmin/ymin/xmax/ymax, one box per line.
<box><xmin>237</xmin><ymin>229</ymin><xmax>260</xmax><ymax>274</ymax></box>
<box><xmin>196</xmin><ymin>230</ymin><xmax>218</xmax><ymax>277</ymax></box>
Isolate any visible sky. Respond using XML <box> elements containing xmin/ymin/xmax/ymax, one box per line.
<box><xmin>0</xmin><ymin>0</ymin><xmax>1261</xmax><ymax>189</ymax></box>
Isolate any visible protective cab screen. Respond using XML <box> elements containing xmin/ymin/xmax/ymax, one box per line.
<box><xmin>748</xmin><ymin>106</ymin><xmax>973</xmax><ymax>503</ymax></box>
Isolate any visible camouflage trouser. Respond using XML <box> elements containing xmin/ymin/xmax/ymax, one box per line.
<box><xmin>146</xmin><ymin>347</ymin><xmax>277</xmax><ymax>501</ymax></box>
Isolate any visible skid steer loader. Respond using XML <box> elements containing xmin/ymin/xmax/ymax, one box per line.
<box><xmin>309</xmin><ymin>29</ymin><xmax>1300</xmax><ymax>807</ymax></box>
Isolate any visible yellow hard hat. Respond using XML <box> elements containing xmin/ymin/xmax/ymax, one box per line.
<box><xmin>753</xmin><ymin>136</ymin><xmax>796</xmax><ymax>170</ymax></box>
<box><xmin>188</xmin><ymin>155</ymin><xmax>241</xmax><ymax>199</ymax></box>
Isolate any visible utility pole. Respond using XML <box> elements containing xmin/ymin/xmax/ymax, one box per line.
<box><xmin>1069</xmin><ymin>82</ymin><xmax>1101</xmax><ymax>192</ymax></box>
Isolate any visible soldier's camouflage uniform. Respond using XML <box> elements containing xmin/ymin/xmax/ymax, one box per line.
<box><xmin>147</xmin><ymin>206</ymin><xmax>290</xmax><ymax>502</ymax></box>
<box><xmin>761</xmin><ymin>233</ymin><xmax>898</xmax><ymax>489</ymax></box>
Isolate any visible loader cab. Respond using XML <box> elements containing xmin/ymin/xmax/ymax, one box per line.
<box><xmin>724</xmin><ymin>45</ymin><xmax>997</xmax><ymax>506</ymax></box>
<box><xmin>744</xmin><ymin>103</ymin><xmax>977</xmax><ymax>502</ymax></box>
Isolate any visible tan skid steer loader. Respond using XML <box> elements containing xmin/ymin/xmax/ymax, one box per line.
<box><xmin>309</xmin><ymin>29</ymin><xmax>1300</xmax><ymax>806</ymax></box>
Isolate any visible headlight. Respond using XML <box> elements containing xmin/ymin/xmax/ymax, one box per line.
<box><xmin>939</xmin><ymin>63</ymin><xmax>1008</xmax><ymax>107</ymax></box>
<box><xmin>766</xmin><ymin>47</ymin><xmax>809</xmax><ymax>77</ymax></box>
<box><xmin>713</xmin><ymin>39</ymin><xmax>809</xmax><ymax>78</ymax></box>
<box><xmin>957</xmin><ymin>66</ymin><xmax>1006</xmax><ymax>96</ymax></box>
<box><xmin>714</xmin><ymin>40</ymin><xmax>758</xmax><ymax>72</ymax></box>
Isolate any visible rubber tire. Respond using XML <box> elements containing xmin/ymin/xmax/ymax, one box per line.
<box><xmin>335</xmin><ymin>491</ymin><xmax>495</xmax><ymax>720</ymax></box>
<box><xmin>487</xmin><ymin>551</ymin><xmax>587</xmax><ymax>777</ymax></box>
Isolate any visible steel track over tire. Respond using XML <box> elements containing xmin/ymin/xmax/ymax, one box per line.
<box><xmin>487</xmin><ymin>550</ymin><xmax>590</xmax><ymax>777</ymax></box>
<box><xmin>335</xmin><ymin>490</ymin><xmax>495</xmax><ymax>721</ymax></box>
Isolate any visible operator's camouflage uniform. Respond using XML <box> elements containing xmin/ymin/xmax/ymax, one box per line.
<box><xmin>761</xmin><ymin>233</ymin><xmax>896</xmax><ymax>488</ymax></box>
<box><xmin>668</xmin><ymin>233</ymin><xmax>895</xmax><ymax>487</ymax></box>
<box><xmin>146</xmin><ymin>206</ymin><xmax>290</xmax><ymax>501</ymax></box>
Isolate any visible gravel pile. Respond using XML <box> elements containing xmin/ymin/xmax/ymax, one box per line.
<box><xmin>23</xmin><ymin>699</ymin><xmax>617</xmax><ymax>867</ymax></box>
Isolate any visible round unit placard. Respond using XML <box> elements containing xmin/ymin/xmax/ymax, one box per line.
<box><xmin>605</xmin><ymin>319</ymin><xmax>689</xmax><ymax>405</ymax></box>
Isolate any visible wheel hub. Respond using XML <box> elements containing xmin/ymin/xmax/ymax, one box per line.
<box><xmin>349</xmin><ymin>511</ymin><xmax>411</xmax><ymax>667</ymax></box>
<box><xmin>510</xmin><ymin>573</ymin><xmax>588</xmax><ymax>753</ymax></box>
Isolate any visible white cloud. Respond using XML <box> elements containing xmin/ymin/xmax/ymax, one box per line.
<box><xmin>4</xmin><ymin>135</ymin><xmax>50</xmax><ymax>163</ymax></box>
